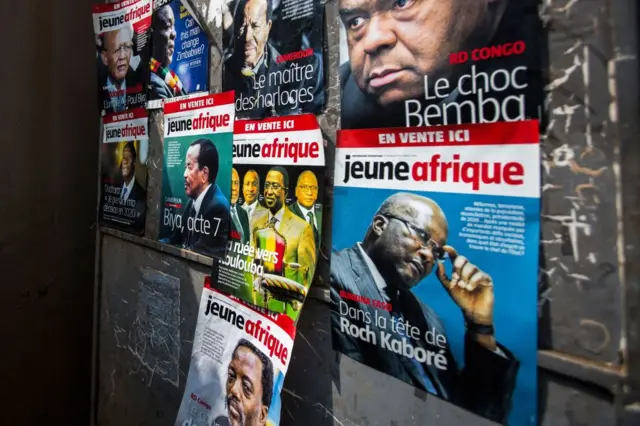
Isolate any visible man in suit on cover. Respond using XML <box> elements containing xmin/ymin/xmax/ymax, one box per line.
<box><xmin>241</xmin><ymin>169</ymin><xmax>266</xmax><ymax>226</ymax></box>
<box><xmin>119</xmin><ymin>142</ymin><xmax>146</xmax><ymax>203</ymax></box>
<box><xmin>251</xmin><ymin>166</ymin><xmax>316</xmax><ymax>286</ymax></box>
<box><xmin>165</xmin><ymin>139</ymin><xmax>230</xmax><ymax>258</ymax></box>
<box><xmin>231</xmin><ymin>168</ymin><xmax>251</xmax><ymax>244</ymax></box>
<box><xmin>330</xmin><ymin>192</ymin><xmax>518</xmax><ymax>423</ymax></box>
<box><xmin>99</xmin><ymin>22</ymin><xmax>139</xmax><ymax>113</ymax></box>
<box><xmin>288</xmin><ymin>170</ymin><xmax>322</xmax><ymax>250</ymax></box>
<box><xmin>150</xmin><ymin>4</ymin><xmax>187</xmax><ymax>100</ymax></box>
<box><xmin>118</xmin><ymin>142</ymin><xmax>146</xmax><ymax>231</ymax></box>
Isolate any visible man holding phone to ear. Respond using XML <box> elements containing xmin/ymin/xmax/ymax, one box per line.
<box><xmin>330</xmin><ymin>192</ymin><xmax>519</xmax><ymax>423</ymax></box>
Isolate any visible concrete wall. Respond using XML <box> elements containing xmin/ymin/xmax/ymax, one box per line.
<box><xmin>92</xmin><ymin>0</ymin><xmax>640</xmax><ymax>425</ymax></box>
<box><xmin>0</xmin><ymin>1</ymin><xmax>99</xmax><ymax>424</ymax></box>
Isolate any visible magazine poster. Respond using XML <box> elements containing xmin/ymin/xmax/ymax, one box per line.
<box><xmin>174</xmin><ymin>277</ymin><xmax>295</xmax><ymax>426</ymax></box>
<box><xmin>212</xmin><ymin>114</ymin><xmax>324</xmax><ymax>323</ymax></box>
<box><xmin>150</xmin><ymin>0</ymin><xmax>209</xmax><ymax>101</ymax></box>
<box><xmin>99</xmin><ymin>108</ymin><xmax>149</xmax><ymax>234</ymax></box>
<box><xmin>222</xmin><ymin>0</ymin><xmax>325</xmax><ymax>119</ymax></box>
<box><xmin>93</xmin><ymin>0</ymin><xmax>153</xmax><ymax>115</ymax></box>
<box><xmin>158</xmin><ymin>91</ymin><xmax>235</xmax><ymax>259</ymax></box>
<box><xmin>338</xmin><ymin>0</ymin><xmax>543</xmax><ymax>129</ymax></box>
<box><xmin>330</xmin><ymin>121</ymin><xmax>540</xmax><ymax>425</ymax></box>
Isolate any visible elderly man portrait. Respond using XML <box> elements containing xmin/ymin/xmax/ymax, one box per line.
<box><xmin>330</xmin><ymin>192</ymin><xmax>519</xmax><ymax>423</ymax></box>
<box><xmin>339</xmin><ymin>0</ymin><xmax>540</xmax><ymax>128</ymax></box>
<box><xmin>98</xmin><ymin>22</ymin><xmax>139</xmax><ymax>113</ymax></box>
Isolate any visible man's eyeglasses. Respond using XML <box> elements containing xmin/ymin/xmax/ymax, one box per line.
<box><xmin>382</xmin><ymin>214</ymin><xmax>446</xmax><ymax>260</ymax></box>
<box><xmin>298</xmin><ymin>185</ymin><xmax>318</xmax><ymax>192</ymax></box>
<box><xmin>109</xmin><ymin>43</ymin><xmax>133</xmax><ymax>56</ymax></box>
<box><xmin>264</xmin><ymin>182</ymin><xmax>285</xmax><ymax>191</ymax></box>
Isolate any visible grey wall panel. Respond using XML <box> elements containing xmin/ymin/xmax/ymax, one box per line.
<box><xmin>97</xmin><ymin>234</ymin><xmax>206</xmax><ymax>426</ymax></box>
<box><xmin>538</xmin><ymin>0</ymin><xmax>623</xmax><ymax>365</ymax></box>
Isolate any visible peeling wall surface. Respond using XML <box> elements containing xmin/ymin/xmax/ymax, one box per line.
<box><xmin>94</xmin><ymin>0</ymin><xmax>640</xmax><ymax>425</ymax></box>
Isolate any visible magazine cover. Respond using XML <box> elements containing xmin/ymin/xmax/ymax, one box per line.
<box><xmin>330</xmin><ymin>121</ymin><xmax>540</xmax><ymax>425</ymax></box>
<box><xmin>99</xmin><ymin>108</ymin><xmax>149</xmax><ymax>234</ymax></box>
<box><xmin>222</xmin><ymin>0</ymin><xmax>325</xmax><ymax>119</ymax></box>
<box><xmin>174</xmin><ymin>277</ymin><xmax>295</xmax><ymax>426</ymax></box>
<box><xmin>93</xmin><ymin>0</ymin><xmax>152</xmax><ymax>115</ymax></box>
<box><xmin>212</xmin><ymin>114</ymin><xmax>324</xmax><ymax>322</ymax></box>
<box><xmin>338</xmin><ymin>0</ymin><xmax>543</xmax><ymax>129</ymax></box>
<box><xmin>159</xmin><ymin>92</ymin><xmax>235</xmax><ymax>259</ymax></box>
<box><xmin>150</xmin><ymin>0</ymin><xmax>209</xmax><ymax>101</ymax></box>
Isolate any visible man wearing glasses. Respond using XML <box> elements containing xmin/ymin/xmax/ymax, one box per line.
<box><xmin>250</xmin><ymin>166</ymin><xmax>316</xmax><ymax>286</ymax></box>
<box><xmin>330</xmin><ymin>192</ymin><xmax>518</xmax><ymax>423</ymax></box>
<box><xmin>289</xmin><ymin>170</ymin><xmax>322</xmax><ymax>251</ymax></box>
<box><xmin>99</xmin><ymin>23</ymin><xmax>138</xmax><ymax>113</ymax></box>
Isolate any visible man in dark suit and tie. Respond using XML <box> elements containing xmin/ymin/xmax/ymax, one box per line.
<box><xmin>288</xmin><ymin>170</ymin><xmax>322</xmax><ymax>251</ymax></box>
<box><xmin>119</xmin><ymin>142</ymin><xmax>146</xmax><ymax>202</ymax></box>
<box><xmin>241</xmin><ymin>169</ymin><xmax>267</xmax><ymax>227</ymax></box>
<box><xmin>165</xmin><ymin>139</ymin><xmax>230</xmax><ymax>259</ymax></box>
<box><xmin>119</xmin><ymin>142</ymin><xmax>146</xmax><ymax>231</ymax></box>
<box><xmin>98</xmin><ymin>23</ymin><xmax>141</xmax><ymax>113</ymax></box>
<box><xmin>230</xmin><ymin>168</ymin><xmax>250</xmax><ymax>244</ymax></box>
<box><xmin>330</xmin><ymin>192</ymin><xmax>518</xmax><ymax>424</ymax></box>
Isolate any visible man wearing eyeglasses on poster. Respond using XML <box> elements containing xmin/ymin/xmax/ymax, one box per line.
<box><xmin>330</xmin><ymin>192</ymin><xmax>519</xmax><ymax>423</ymax></box>
<box><xmin>289</xmin><ymin>170</ymin><xmax>322</xmax><ymax>251</ymax></box>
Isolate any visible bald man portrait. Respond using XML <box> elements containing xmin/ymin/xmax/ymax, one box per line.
<box><xmin>330</xmin><ymin>192</ymin><xmax>518</xmax><ymax>423</ymax></box>
<box><xmin>289</xmin><ymin>170</ymin><xmax>322</xmax><ymax>251</ymax></box>
<box><xmin>98</xmin><ymin>22</ymin><xmax>140</xmax><ymax>113</ymax></box>
<box><xmin>222</xmin><ymin>0</ymin><xmax>325</xmax><ymax>117</ymax></box>
<box><xmin>223</xmin><ymin>0</ymin><xmax>281</xmax><ymax>115</ymax></box>
<box><xmin>339</xmin><ymin>0</ymin><xmax>541</xmax><ymax>128</ymax></box>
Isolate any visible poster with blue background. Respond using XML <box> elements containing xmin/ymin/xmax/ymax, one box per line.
<box><xmin>150</xmin><ymin>0</ymin><xmax>208</xmax><ymax>101</ymax></box>
<box><xmin>330</xmin><ymin>121</ymin><xmax>540</xmax><ymax>425</ymax></box>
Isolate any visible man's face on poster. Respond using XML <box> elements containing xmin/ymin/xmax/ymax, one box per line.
<box><xmin>226</xmin><ymin>346</ymin><xmax>268</xmax><ymax>426</ymax></box>
<box><xmin>121</xmin><ymin>146</ymin><xmax>135</xmax><ymax>182</ymax></box>
<box><xmin>340</xmin><ymin>0</ymin><xmax>493</xmax><ymax>106</ymax></box>
<box><xmin>102</xmin><ymin>27</ymin><xmax>133</xmax><ymax>83</ymax></box>
<box><xmin>374</xmin><ymin>199</ymin><xmax>448</xmax><ymax>290</ymax></box>
<box><xmin>231</xmin><ymin>168</ymin><xmax>240</xmax><ymax>205</ymax></box>
<box><xmin>153</xmin><ymin>5</ymin><xmax>177</xmax><ymax>66</ymax></box>
<box><xmin>243</xmin><ymin>171</ymin><xmax>260</xmax><ymax>205</ymax></box>
<box><xmin>184</xmin><ymin>145</ymin><xmax>208</xmax><ymax>199</ymax></box>
<box><xmin>263</xmin><ymin>171</ymin><xmax>285</xmax><ymax>212</ymax></box>
<box><xmin>240</xmin><ymin>0</ymin><xmax>272</xmax><ymax>69</ymax></box>
<box><xmin>295</xmin><ymin>171</ymin><xmax>319</xmax><ymax>209</ymax></box>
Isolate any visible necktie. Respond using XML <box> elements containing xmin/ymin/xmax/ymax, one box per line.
<box><xmin>307</xmin><ymin>211</ymin><xmax>319</xmax><ymax>248</ymax></box>
<box><xmin>269</xmin><ymin>215</ymin><xmax>279</xmax><ymax>228</ymax></box>
<box><xmin>121</xmin><ymin>187</ymin><xmax>128</xmax><ymax>200</ymax></box>
<box><xmin>184</xmin><ymin>204</ymin><xmax>196</xmax><ymax>247</ymax></box>
<box><xmin>231</xmin><ymin>207</ymin><xmax>244</xmax><ymax>242</ymax></box>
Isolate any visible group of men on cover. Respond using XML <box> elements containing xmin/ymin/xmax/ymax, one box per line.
<box><xmin>229</xmin><ymin>166</ymin><xmax>321</xmax><ymax>283</ymax></box>
<box><xmin>218</xmin><ymin>195</ymin><xmax>520</xmax><ymax>426</ymax></box>
<box><xmin>101</xmin><ymin>0</ymin><xmax>529</xmax><ymax>423</ymax></box>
